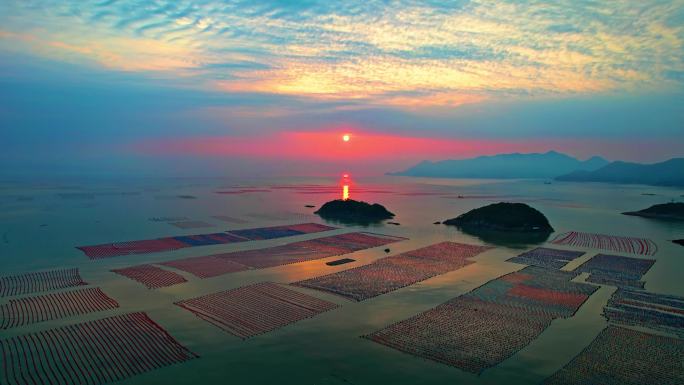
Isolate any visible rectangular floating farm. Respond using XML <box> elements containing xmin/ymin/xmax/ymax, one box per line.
<box><xmin>0</xmin><ymin>268</ymin><xmax>87</xmax><ymax>297</ymax></box>
<box><xmin>603</xmin><ymin>289</ymin><xmax>684</xmax><ymax>337</ymax></box>
<box><xmin>76</xmin><ymin>222</ymin><xmax>337</xmax><ymax>259</ymax></box>
<box><xmin>575</xmin><ymin>253</ymin><xmax>655</xmax><ymax>289</ymax></box>
<box><xmin>0</xmin><ymin>287</ymin><xmax>119</xmax><ymax>329</ymax></box>
<box><xmin>0</xmin><ymin>312</ymin><xmax>198</xmax><ymax>385</ymax></box>
<box><xmin>175</xmin><ymin>282</ymin><xmax>339</xmax><ymax>339</ymax></box>
<box><xmin>551</xmin><ymin>231</ymin><xmax>658</xmax><ymax>255</ymax></box>
<box><xmin>112</xmin><ymin>264</ymin><xmax>188</xmax><ymax>289</ymax></box>
<box><xmin>506</xmin><ymin>247</ymin><xmax>585</xmax><ymax>269</ymax></box>
<box><xmin>160</xmin><ymin>232</ymin><xmax>405</xmax><ymax>279</ymax></box>
<box><xmin>543</xmin><ymin>326</ymin><xmax>683</xmax><ymax>385</ymax></box>
<box><xmin>363</xmin><ymin>266</ymin><xmax>597</xmax><ymax>374</ymax></box>
<box><xmin>295</xmin><ymin>242</ymin><xmax>492</xmax><ymax>301</ymax></box>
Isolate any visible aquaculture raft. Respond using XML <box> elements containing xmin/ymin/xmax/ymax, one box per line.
<box><xmin>229</xmin><ymin>223</ymin><xmax>335</xmax><ymax>240</ymax></box>
<box><xmin>575</xmin><ymin>253</ymin><xmax>655</xmax><ymax>289</ymax></box>
<box><xmin>551</xmin><ymin>231</ymin><xmax>658</xmax><ymax>255</ymax></box>
<box><xmin>112</xmin><ymin>264</ymin><xmax>187</xmax><ymax>289</ymax></box>
<box><xmin>175</xmin><ymin>282</ymin><xmax>338</xmax><ymax>339</ymax></box>
<box><xmin>161</xmin><ymin>255</ymin><xmax>249</xmax><ymax>279</ymax></box>
<box><xmin>543</xmin><ymin>326</ymin><xmax>683</xmax><ymax>385</ymax></box>
<box><xmin>0</xmin><ymin>268</ymin><xmax>87</xmax><ymax>297</ymax></box>
<box><xmin>295</xmin><ymin>242</ymin><xmax>492</xmax><ymax>301</ymax></box>
<box><xmin>160</xmin><ymin>232</ymin><xmax>405</xmax><ymax>279</ymax></box>
<box><xmin>0</xmin><ymin>287</ymin><xmax>119</xmax><ymax>329</ymax></box>
<box><xmin>76</xmin><ymin>222</ymin><xmax>337</xmax><ymax>259</ymax></box>
<box><xmin>603</xmin><ymin>289</ymin><xmax>684</xmax><ymax>337</ymax></box>
<box><xmin>363</xmin><ymin>266</ymin><xmax>597</xmax><ymax>374</ymax></box>
<box><xmin>0</xmin><ymin>312</ymin><xmax>198</xmax><ymax>385</ymax></box>
<box><xmin>506</xmin><ymin>247</ymin><xmax>585</xmax><ymax>269</ymax></box>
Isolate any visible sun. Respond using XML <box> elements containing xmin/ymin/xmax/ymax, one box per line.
<box><xmin>342</xmin><ymin>134</ymin><xmax>350</xmax><ymax>142</ymax></box>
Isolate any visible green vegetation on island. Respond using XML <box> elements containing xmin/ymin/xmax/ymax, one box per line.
<box><xmin>443</xmin><ymin>202</ymin><xmax>554</xmax><ymax>233</ymax></box>
<box><xmin>315</xmin><ymin>199</ymin><xmax>395</xmax><ymax>225</ymax></box>
<box><xmin>623</xmin><ymin>202</ymin><xmax>684</xmax><ymax>220</ymax></box>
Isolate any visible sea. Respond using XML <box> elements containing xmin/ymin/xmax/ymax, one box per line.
<box><xmin>1</xmin><ymin>175</ymin><xmax>682</xmax><ymax>385</ymax></box>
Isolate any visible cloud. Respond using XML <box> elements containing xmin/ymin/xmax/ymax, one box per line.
<box><xmin>0</xmin><ymin>0</ymin><xmax>681</xmax><ymax>107</ymax></box>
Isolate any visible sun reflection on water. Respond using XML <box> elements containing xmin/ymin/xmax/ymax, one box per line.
<box><xmin>341</xmin><ymin>173</ymin><xmax>351</xmax><ymax>200</ymax></box>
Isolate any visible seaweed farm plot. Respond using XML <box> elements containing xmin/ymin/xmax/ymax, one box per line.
<box><xmin>295</xmin><ymin>242</ymin><xmax>491</xmax><ymax>302</ymax></box>
<box><xmin>160</xmin><ymin>255</ymin><xmax>249</xmax><ymax>278</ymax></box>
<box><xmin>0</xmin><ymin>287</ymin><xmax>119</xmax><ymax>329</ymax></box>
<box><xmin>228</xmin><ymin>222</ymin><xmax>335</xmax><ymax>240</ymax></box>
<box><xmin>543</xmin><ymin>326</ymin><xmax>683</xmax><ymax>385</ymax></box>
<box><xmin>0</xmin><ymin>312</ymin><xmax>198</xmax><ymax>385</ymax></box>
<box><xmin>0</xmin><ymin>268</ymin><xmax>87</xmax><ymax>297</ymax></box>
<box><xmin>76</xmin><ymin>222</ymin><xmax>337</xmax><ymax>259</ymax></box>
<box><xmin>603</xmin><ymin>289</ymin><xmax>684</xmax><ymax>337</ymax></box>
<box><xmin>363</xmin><ymin>266</ymin><xmax>597</xmax><ymax>374</ymax></box>
<box><xmin>297</xmin><ymin>232</ymin><xmax>408</xmax><ymax>255</ymax></box>
<box><xmin>222</xmin><ymin>244</ymin><xmax>333</xmax><ymax>269</ymax></box>
<box><xmin>112</xmin><ymin>264</ymin><xmax>187</xmax><ymax>289</ymax></box>
<box><xmin>576</xmin><ymin>254</ymin><xmax>655</xmax><ymax>289</ymax></box>
<box><xmin>175</xmin><ymin>282</ymin><xmax>338</xmax><ymax>339</ymax></box>
<box><xmin>161</xmin><ymin>232</ymin><xmax>405</xmax><ymax>278</ymax></box>
<box><xmin>506</xmin><ymin>247</ymin><xmax>585</xmax><ymax>269</ymax></box>
<box><xmin>551</xmin><ymin>231</ymin><xmax>658</xmax><ymax>255</ymax></box>
<box><xmin>77</xmin><ymin>237</ymin><xmax>193</xmax><ymax>259</ymax></box>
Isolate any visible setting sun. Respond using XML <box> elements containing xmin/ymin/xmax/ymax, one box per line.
<box><xmin>342</xmin><ymin>134</ymin><xmax>350</xmax><ymax>142</ymax></box>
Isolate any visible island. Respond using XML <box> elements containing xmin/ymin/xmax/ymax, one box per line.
<box><xmin>315</xmin><ymin>199</ymin><xmax>395</xmax><ymax>225</ymax></box>
<box><xmin>673</xmin><ymin>239</ymin><xmax>684</xmax><ymax>247</ymax></box>
<box><xmin>441</xmin><ymin>203</ymin><xmax>554</xmax><ymax>247</ymax></box>
<box><xmin>443</xmin><ymin>202</ymin><xmax>554</xmax><ymax>232</ymax></box>
<box><xmin>622</xmin><ymin>202</ymin><xmax>684</xmax><ymax>220</ymax></box>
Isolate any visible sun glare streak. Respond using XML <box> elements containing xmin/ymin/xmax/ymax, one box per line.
<box><xmin>341</xmin><ymin>173</ymin><xmax>351</xmax><ymax>200</ymax></box>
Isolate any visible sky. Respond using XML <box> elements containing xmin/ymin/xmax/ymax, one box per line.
<box><xmin>1</xmin><ymin>0</ymin><xmax>683</xmax><ymax>177</ymax></box>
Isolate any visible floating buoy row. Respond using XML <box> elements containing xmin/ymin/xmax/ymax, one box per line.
<box><xmin>296</xmin><ymin>242</ymin><xmax>492</xmax><ymax>301</ymax></box>
<box><xmin>576</xmin><ymin>253</ymin><xmax>655</xmax><ymax>289</ymax></box>
<box><xmin>159</xmin><ymin>231</ymin><xmax>403</xmax><ymax>279</ymax></box>
<box><xmin>0</xmin><ymin>268</ymin><xmax>86</xmax><ymax>297</ymax></box>
<box><xmin>112</xmin><ymin>264</ymin><xmax>187</xmax><ymax>289</ymax></box>
<box><xmin>543</xmin><ymin>326</ymin><xmax>682</xmax><ymax>384</ymax></box>
<box><xmin>364</xmin><ymin>266</ymin><xmax>598</xmax><ymax>374</ymax></box>
<box><xmin>76</xmin><ymin>222</ymin><xmax>337</xmax><ymax>259</ymax></box>
<box><xmin>0</xmin><ymin>312</ymin><xmax>198</xmax><ymax>385</ymax></box>
<box><xmin>1</xmin><ymin>287</ymin><xmax>119</xmax><ymax>329</ymax></box>
<box><xmin>507</xmin><ymin>247</ymin><xmax>586</xmax><ymax>269</ymax></box>
<box><xmin>176</xmin><ymin>282</ymin><xmax>338</xmax><ymax>339</ymax></box>
<box><xmin>551</xmin><ymin>231</ymin><xmax>658</xmax><ymax>255</ymax></box>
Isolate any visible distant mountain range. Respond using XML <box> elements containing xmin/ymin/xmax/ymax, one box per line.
<box><xmin>389</xmin><ymin>151</ymin><xmax>608</xmax><ymax>179</ymax></box>
<box><xmin>556</xmin><ymin>158</ymin><xmax>684</xmax><ymax>186</ymax></box>
<box><xmin>390</xmin><ymin>152</ymin><xmax>684</xmax><ymax>187</ymax></box>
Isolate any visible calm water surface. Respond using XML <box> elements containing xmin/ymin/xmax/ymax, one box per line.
<box><xmin>1</xmin><ymin>176</ymin><xmax>682</xmax><ymax>384</ymax></box>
